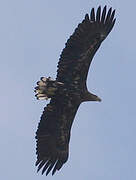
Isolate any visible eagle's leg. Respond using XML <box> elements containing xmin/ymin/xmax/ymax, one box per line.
<box><xmin>34</xmin><ymin>77</ymin><xmax>64</xmax><ymax>100</ymax></box>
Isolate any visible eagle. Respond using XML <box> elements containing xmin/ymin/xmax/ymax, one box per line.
<box><xmin>34</xmin><ymin>6</ymin><xmax>116</xmax><ymax>176</ymax></box>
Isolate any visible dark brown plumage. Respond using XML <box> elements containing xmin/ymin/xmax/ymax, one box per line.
<box><xmin>35</xmin><ymin>6</ymin><xmax>116</xmax><ymax>176</ymax></box>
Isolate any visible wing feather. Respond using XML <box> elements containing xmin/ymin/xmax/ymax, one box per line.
<box><xmin>35</xmin><ymin>95</ymin><xmax>80</xmax><ymax>175</ymax></box>
<box><xmin>110</xmin><ymin>10</ymin><xmax>115</xmax><ymax>22</ymax></box>
<box><xmin>105</xmin><ymin>7</ymin><xmax>112</xmax><ymax>24</ymax></box>
<box><xmin>56</xmin><ymin>6</ymin><xmax>116</xmax><ymax>84</ymax></box>
<box><xmin>96</xmin><ymin>6</ymin><xmax>101</xmax><ymax>22</ymax></box>
<box><xmin>101</xmin><ymin>6</ymin><xmax>107</xmax><ymax>23</ymax></box>
<box><xmin>90</xmin><ymin>8</ymin><xmax>95</xmax><ymax>21</ymax></box>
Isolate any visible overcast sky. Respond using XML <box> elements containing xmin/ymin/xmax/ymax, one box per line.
<box><xmin>0</xmin><ymin>0</ymin><xmax>136</xmax><ymax>179</ymax></box>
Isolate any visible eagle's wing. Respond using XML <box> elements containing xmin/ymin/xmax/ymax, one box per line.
<box><xmin>35</xmin><ymin>94</ymin><xmax>80</xmax><ymax>176</ymax></box>
<box><xmin>56</xmin><ymin>6</ymin><xmax>116</xmax><ymax>85</ymax></box>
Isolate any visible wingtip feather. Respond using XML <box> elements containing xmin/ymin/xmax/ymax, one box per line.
<box><xmin>90</xmin><ymin>7</ymin><xmax>95</xmax><ymax>21</ymax></box>
<box><xmin>101</xmin><ymin>6</ymin><xmax>107</xmax><ymax>23</ymax></box>
<box><xmin>96</xmin><ymin>6</ymin><xmax>101</xmax><ymax>21</ymax></box>
<box><xmin>41</xmin><ymin>161</ymin><xmax>51</xmax><ymax>175</ymax></box>
<box><xmin>105</xmin><ymin>7</ymin><xmax>112</xmax><ymax>24</ymax></box>
<box><xmin>35</xmin><ymin>159</ymin><xmax>41</xmax><ymax>166</ymax></box>
<box><xmin>110</xmin><ymin>9</ymin><xmax>116</xmax><ymax>22</ymax></box>
<box><xmin>85</xmin><ymin>14</ymin><xmax>89</xmax><ymax>20</ymax></box>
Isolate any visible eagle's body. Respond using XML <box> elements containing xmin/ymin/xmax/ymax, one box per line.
<box><xmin>34</xmin><ymin>6</ymin><xmax>116</xmax><ymax>176</ymax></box>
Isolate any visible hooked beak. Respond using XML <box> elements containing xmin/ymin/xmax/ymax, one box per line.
<box><xmin>96</xmin><ymin>96</ymin><xmax>102</xmax><ymax>102</ymax></box>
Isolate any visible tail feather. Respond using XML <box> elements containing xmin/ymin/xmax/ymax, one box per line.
<box><xmin>34</xmin><ymin>77</ymin><xmax>64</xmax><ymax>100</ymax></box>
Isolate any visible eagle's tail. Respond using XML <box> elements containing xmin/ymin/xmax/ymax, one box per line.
<box><xmin>34</xmin><ymin>77</ymin><xmax>64</xmax><ymax>100</ymax></box>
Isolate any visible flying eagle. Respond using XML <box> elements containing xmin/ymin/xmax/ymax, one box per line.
<box><xmin>34</xmin><ymin>6</ymin><xmax>116</xmax><ymax>176</ymax></box>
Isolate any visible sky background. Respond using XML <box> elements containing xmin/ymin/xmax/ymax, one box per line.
<box><xmin>0</xmin><ymin>0</ymin><xmax>136</xmax><ymax>179</ymax></box>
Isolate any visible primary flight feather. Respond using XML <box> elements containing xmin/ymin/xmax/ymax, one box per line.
<box><xmin>34</xmin><ymin>6</ymin><xmax>116</xmax><ymax>176</ymax></box>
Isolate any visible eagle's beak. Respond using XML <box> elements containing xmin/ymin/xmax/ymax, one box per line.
<box><xmin>96</xmin><ymin>96</ymin><xmax>102</xmax><ymax>102</ymax></box>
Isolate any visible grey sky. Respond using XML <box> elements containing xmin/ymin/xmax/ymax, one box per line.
<box><xmin>0</xmin><ymin>0</ymin><xmax>136</xmax><ymax>179</ymax></box>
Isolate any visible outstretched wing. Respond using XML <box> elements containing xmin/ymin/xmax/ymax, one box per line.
<box><xmin>35</xmin><ymin>94</ymin><xmax>80</xmax><ymax>176</ymax></box>
<box><xmin>56</xmin><ymin>6</ymin><xmax>116</xmax><ymax>85</ymax></box>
